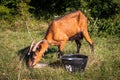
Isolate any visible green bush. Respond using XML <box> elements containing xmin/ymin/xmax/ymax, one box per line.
<box><xmin>88</xmin><ymin>15</ymin><xmax>120</xmax><ymax>37</ymax></box>
<box><xmin>88</xmin><ymin>0</ymin><xmax>119</xmax><ymax>19</ymax></box>
<box><xmin>0</xmin><ymin>0</ymin><xmax>120</xmax><ymax>37</ymax></box>
<box><xmin>0</xmin><ymin>5</ymin><xmax>10</xmax><ymax>15</ymax></box>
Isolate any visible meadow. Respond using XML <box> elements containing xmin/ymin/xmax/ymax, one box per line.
<box><xmin>0</xmin><ymin>0</ymin><xmax>120</xmax><ymax>80</ymax></box>
<box><xmin>0</xmin><ymin>22</ymin><xmax>120</xmax><ymax>80</ymax></box>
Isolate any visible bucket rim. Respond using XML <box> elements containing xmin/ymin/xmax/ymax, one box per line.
<box><xmin>62</xmin><ymin>54</ymin><xmax>88</xmax><ymax>61</ymax></box>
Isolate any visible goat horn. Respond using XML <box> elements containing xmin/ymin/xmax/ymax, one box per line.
<box><xmin>32</xmin><ymin>40</ymin><xmax>43</xmax><ymax>52</ymax></box>
<box><xmin>29</xmin><ymin>40</ymin><xmax>35</xmax><ymax>52</ymax></box>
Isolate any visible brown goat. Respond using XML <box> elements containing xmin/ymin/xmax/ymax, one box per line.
<box><xmin>27</xmin><ymin>10</ymin><xmax>94</xmax><ymax>67</ymax></box>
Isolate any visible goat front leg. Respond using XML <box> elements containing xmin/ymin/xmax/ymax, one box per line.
<box><xmin>58</xmin><ymin>41</ymin><xmax>66</xmax><ymax>59</ymax></box>
<box><xmin>83</xmin><ymin>27</ymin><xmax>94</xmax><ymax>53</ymax></box>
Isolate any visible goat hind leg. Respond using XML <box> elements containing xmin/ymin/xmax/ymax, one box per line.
<box><xmin>75</xmin><ymin>40</ymin><xmax>81</xmax><ymax>53</ymax></box>
<box><xmin>83</xmin><ymin>30</ymin><xmax>94</xmax><ymax>53</ymax></box>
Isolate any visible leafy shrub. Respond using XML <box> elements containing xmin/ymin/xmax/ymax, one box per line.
<box><xmin>88</xmin><ymin>0</ymin><xmax>120</xmax><ymax>19</ymax></box>
<box><xmin>0</xmin><ymin>5</ymin><xmax>10</xmax><ymax>15</ymax></box>
<box><xmin>0</xmin><ymin>0</ymin><xmax>120</xmax><ymax>37</ymax></box>
<box><xmin>88</xmin><ymin>14</ymin><xmax>120</xmax><ymax>37</ymax></box>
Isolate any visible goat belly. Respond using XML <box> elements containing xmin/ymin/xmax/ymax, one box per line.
<box><xmin>69</xmin><ymin>32</ymin><xmax>83</xmax><ymax>41</ymax></box>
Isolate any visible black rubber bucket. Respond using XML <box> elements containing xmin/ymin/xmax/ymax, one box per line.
<box><xmin>62</xmin><ymin>54</ymin><xmax>88</xmax><ymax>72</ymax></box>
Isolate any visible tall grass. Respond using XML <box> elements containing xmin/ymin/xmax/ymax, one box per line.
<box><xmin>0</xmin><ymin>26</ymin><xmax>119</xmax><ymax>80</ymax></box>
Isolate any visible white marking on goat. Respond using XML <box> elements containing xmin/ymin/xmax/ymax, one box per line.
<box><xmin>45</xmin><ymin>49</ymin><xmax>48</xmax><ymax>52</ymax></box>
<box><xmin>28</xmin><ymin>52</ymin><xmax>30</xmax><ymax>55</ymax></box>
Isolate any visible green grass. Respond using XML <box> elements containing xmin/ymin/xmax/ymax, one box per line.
<box><xmin>0</xmin><ymin>29</ymin><xmax>120</xmax><ymax>80</ymax></box>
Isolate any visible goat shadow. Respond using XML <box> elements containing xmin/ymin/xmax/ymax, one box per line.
<box><xmin>49</xmin><ymin>60</ymin><xmax>64</xmax><ymax>68</ymax></box>
<box><xmin>18</xmin><ymin>46</ymin><xmax>30</xmax><ymax>63</ymax></box>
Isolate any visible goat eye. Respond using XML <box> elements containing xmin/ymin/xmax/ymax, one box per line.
<box><xmin>29</xmin><ymin>52</ymin><xmax>36</xmax><ymax>60</ymax></box>
<box><xmin>33</xmin><ymin>53</ymin><xmax>37</xmax><ymax>56</ymax></box>
<box><xmin>29</xmin><ymin>52</ymin><xmax>35</xmax><ymax>57</ymax></box>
